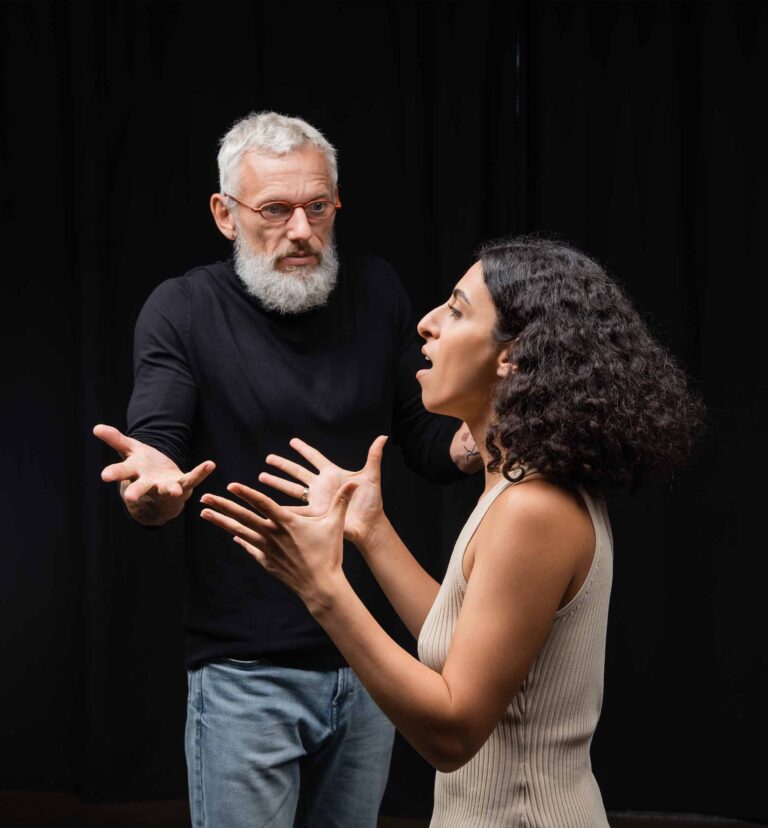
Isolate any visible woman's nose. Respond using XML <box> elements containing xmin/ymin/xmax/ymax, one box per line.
<box><xmin>417</xmin><ymin>307</ymin><xmax>439</xmax><ymax>340</ymax></box>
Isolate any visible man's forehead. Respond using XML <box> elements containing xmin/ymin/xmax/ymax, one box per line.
<box><xmin>237</xmin><ymin>150</ymin><xmax>333</xmax><ymax>201</ymax></box>
<box><xmin>240</xmin><ymin>146</ymin><xmax>331</xmax><ymax>180</ymax></box>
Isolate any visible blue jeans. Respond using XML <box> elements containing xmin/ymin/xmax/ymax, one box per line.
<box><xmin>185</xmin><ymin>659</ymin><xmax>395</xmax><ymax>828</ymax></box>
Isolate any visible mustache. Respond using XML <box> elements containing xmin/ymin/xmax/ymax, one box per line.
<box><xmin>275</xmin><ymin>245</ymin><xmax>321</xmax><ymax>260</ymax></box>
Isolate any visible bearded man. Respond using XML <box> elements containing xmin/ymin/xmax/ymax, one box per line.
<box><xmin>93</xmin><ymin>112</ymin><xmax>478</xmax><ymax>828</ymax></box>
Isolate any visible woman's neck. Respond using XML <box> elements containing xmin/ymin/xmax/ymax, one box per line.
<box><xmin>464</xmin><ymin>415</ymin><xmax>506</xmax><ymax>495</ymax></box>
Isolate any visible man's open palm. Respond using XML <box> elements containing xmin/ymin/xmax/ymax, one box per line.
<box><xmin>93</xmin><ymin>424</ymin><xmax>215</xmax><ymax>524</ymax></box>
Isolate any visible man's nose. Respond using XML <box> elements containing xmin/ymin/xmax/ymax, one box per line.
<box><xmin>285</xmin><ymin>207</ymin><xmax>313</xmax><ymax>240</ymax></box>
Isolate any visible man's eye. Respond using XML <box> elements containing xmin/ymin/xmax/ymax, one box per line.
<box><xmin>307</xmin><ymin>201</ymin><xmax>328</xmax><ymax>215</ymax></box>
<box><xmin>263</xmin><ymin>203</ymin><xmax>290</xmax><ymax>217</ymax></box>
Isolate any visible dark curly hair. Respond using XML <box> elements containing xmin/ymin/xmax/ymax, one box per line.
<box><xmin>479</xmin><ymin>236</ymin><xmax>703</xmax><ymax>493</ymax></box>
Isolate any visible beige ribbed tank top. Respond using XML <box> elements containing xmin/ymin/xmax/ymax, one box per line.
<box><xmin>418</xmin><ymin>478</ymin><xmax>613</xmax><ymax>828</ymax></box>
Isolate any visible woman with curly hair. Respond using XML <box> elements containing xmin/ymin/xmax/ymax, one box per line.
<box><xmin>199</xmin><ymin>236</ymin><xmax>702</xmax><ymax>828</ymax></box>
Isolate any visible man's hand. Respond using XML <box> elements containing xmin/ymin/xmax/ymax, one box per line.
<box><xmin>93</xmin><ymin>424</ymin><xmax>215</xmax><ymax>526</ymax></box>
<box><xmin>450</xmin><ymin>423</ymin><xmax>483</xmax><ymax>474</ymax></box>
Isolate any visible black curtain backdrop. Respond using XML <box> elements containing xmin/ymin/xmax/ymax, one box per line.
<box><xmin>1</xmin><ymin>1</ymin><xmax>765</xmax><ymax>823</ymax></box>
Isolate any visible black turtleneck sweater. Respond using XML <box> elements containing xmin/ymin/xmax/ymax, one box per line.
<box><xmin>126</xmin><ymin>256</ymin><xmax>463</xmax><ymax>669</ymax></box>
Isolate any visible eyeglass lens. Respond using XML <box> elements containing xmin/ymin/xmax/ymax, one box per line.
<box><xmin>261</xmin><ymin>201</ymin><xmax>334</xmax><ymax>222</ymax></box>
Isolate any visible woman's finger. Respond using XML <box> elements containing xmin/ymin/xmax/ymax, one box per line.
<box><xmin>288</xmin><ymin>438</ymin><xmax>332</xmax><ymax>471</ymax></box>
<box><xmin>227</xmin><ymin>482</ymin><xmax>289</xmax><ymax>523</ymax></box>
<box><xmin>283</xmin><ymin>505</ymin><xmax>313</xmax><ymax>516</ymax></box>
<box><xmin>222</xmin><ymin>482</ymin><xmax>265</xmax><ymax>511</ymax></box>
<box><xmin>332</xmin><ymin>480</ymin><xmax>359</xmax><ymax>516</ymax></box>
<box><xmin>363</xmin><ymin>435</ymin><xmax>388</xmax><ymax>479</ymax></box>
<box><xmin>200</xmin><ymin>492</ymin><xmax>273</xmax><ymax>531</ymax></box>
<box><xmin>200</xmin><ymin>507</ymin><xmax>267</xmax><ymax>547</ymax></box>
<box><xmin>233</xmin><ymin>535</ymin><xmax>270</xmax><ymax>568</ymax></box>
<box><xmin>258</xmin><ymin>472</ymin><xmax>308</xmax><ymax>502</ymax></box>
<box><xmin>264</xmin><ymin>454</ymin><xmax>314</xmax><ymax>485</ymax></box>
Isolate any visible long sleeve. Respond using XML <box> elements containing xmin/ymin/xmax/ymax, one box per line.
<box><xmin>126</xmin><ymin>277</ymin><xmax>198</xmax><ymax>471</ymax></box>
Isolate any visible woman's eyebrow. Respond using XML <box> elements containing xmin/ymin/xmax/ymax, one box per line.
<box><xmin>452</xmin><ymin>288</ymin><xmax>471</xmax><ymax>305</ymax></box>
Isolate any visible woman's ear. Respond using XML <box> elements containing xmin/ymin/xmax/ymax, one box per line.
<box><xmin>496</xmin><ymin>347</ymin><xmax>518</xmax><ymax>378</ymax></box>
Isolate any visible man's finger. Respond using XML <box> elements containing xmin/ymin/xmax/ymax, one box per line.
<box><xmin>258</xmin><ymin>472</ymin><xmax>308</xmax><ymax>502</ymax></box>
<box><xmin>122</xmin><ymin>477</ymin><xmax>157</xmax><ymax>502</ymax></box>
<box><xmin>181</xmin><ymin>460</ymin><xmax>216</xmax><ymax>491</ymax></box>
<box><xmin>265</xmin><ymin>454</ymin><xmax>313</xmax><ymax>485</ymax></box>
<box><xmin>199</xmin><ymin>493</ymin><xmax>272</xmax><ymax>531</ymax></box>
<box><xmin>101</xmin><ymin>460</ymin><xmax>137</xmax><ymax>484</ymax></box>
<box><xmin>93</xmin><ymin>424</ymin><xmax>135</xmax><ymax>457</ymax></box>
<box><xmin>200</xmin><ymin>507</ymin><xmax>266</xmax><ymax>547</ymax></box>
<box><xmin>288</xmin><ymin>438</ymin><xmax>331</xmax><ymax>471</ymax></box>
<box><xmin>156</xmin><ymin>480</ymin><xmax>184</xmax><ymax>498</ymax></box>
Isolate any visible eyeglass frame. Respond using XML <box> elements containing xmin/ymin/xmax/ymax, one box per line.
<box><xmin>222</xmin><ymin>192</ymin><xmax>342</xmax><ymax>223</ymax></box>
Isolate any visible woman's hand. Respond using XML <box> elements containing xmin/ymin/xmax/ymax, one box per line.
<box><xmin>258</xmin><ymin>435</ymin><xmax>388</xmax><ymax>548</ymax></box>
<box><xmin>200</xmin><ymin>480</ymin><xmax>358</xmax><ymax>611</ymax></box>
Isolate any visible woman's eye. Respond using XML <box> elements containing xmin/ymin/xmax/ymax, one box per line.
<box><xmin>447</xmin><ymin>304</ymin><xmax>462</xmax><ymax>319</ymax></box>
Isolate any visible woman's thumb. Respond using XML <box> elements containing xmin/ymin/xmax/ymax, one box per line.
<box><xmin>365</xmin><ymin>435</ymin><xmax>388</xmax><ymax>474</ymax></box>
<box><xmin>332</xmin><ymin>480</ymin><xmax>359</xmax><ymax>516</ymax></box>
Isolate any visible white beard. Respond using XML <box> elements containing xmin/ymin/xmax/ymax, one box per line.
<box><xmin>232</xmin><ymin>232</ymin><xmax>339</xmax><ymax>315</ymax></box>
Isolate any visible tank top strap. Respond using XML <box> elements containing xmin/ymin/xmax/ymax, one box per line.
<box><xmin>470</xmin><ymin>477</ymin><xmax>516</xmax><ymax>531</ymax></box>
<box><xmin>446</xmin><ymin>478</ymin><xmax>516</xmax><ymax>581</ymax></box>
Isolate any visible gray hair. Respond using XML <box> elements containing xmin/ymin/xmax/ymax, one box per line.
<box><xmin>217</xmin><ymin>111</ymin><xmax>338</xmax><ymax>196</ymax></box>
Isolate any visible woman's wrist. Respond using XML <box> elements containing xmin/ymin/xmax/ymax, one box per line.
<box><xmin>356</xmin><ymin>513</ymin><xmax>394</xmax><ymax>557</ymax></box>
<box><xmin>303</xmin><ymin>570</ymin><xmax>352</xmax><ymax>621</ymax></box>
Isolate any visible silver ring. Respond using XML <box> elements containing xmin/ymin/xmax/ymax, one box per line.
<box><xmin>301</xmin><ymin>487</ymin><xmax>310</xmax><ymax>504</ymax></box>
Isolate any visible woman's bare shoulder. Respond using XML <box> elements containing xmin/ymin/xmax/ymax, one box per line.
<box><xmin>473</xmin><ymin>477</ymin><xmax>595</xmax><ymax>570</ymax></box>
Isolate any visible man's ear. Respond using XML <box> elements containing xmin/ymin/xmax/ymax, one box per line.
<box><xmin>210</xmin><ymin>193</ymin><xmax>237</xmax><ymax>241</ymax></box>
<box><xmin>496</xmin><ymin>347</ymin><xmax>518</xmax><ymax>378</ymax></box>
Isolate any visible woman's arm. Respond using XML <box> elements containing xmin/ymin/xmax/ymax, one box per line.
<box><xmin>202</xmin><ymin>479</ymin><xmax>593</xmax><ymax>772</ymax></box>
<box><xmin>355</xmin><ymin>514</ymin><xmax>440</xmax><ymax>638</ymax></box>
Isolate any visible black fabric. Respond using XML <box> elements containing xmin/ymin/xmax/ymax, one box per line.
<box><xmin>1</xmin><ymin>1</ymin><xmax>766</xmax><ymax>823</ymax></box>
<box><xmin>126</xmin><ymin>255</ymin><xmax>462</xmax><ymax>669</ymax></box>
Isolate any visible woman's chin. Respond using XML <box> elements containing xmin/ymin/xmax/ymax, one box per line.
<box><xmin>420</xmin><ymin>391</ymin><xmax>438</xmax><ymax>414</ymax></box>
<box><xmin>420</xmin><ymin>392</ymin><xmax>455</xmax><ymax>419</ymax></box>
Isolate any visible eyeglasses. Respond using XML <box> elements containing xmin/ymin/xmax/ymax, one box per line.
<box><xmin>223</xmin><ymin>192</ymin><xmax>341</xmax><ymax>224</ymax></box>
